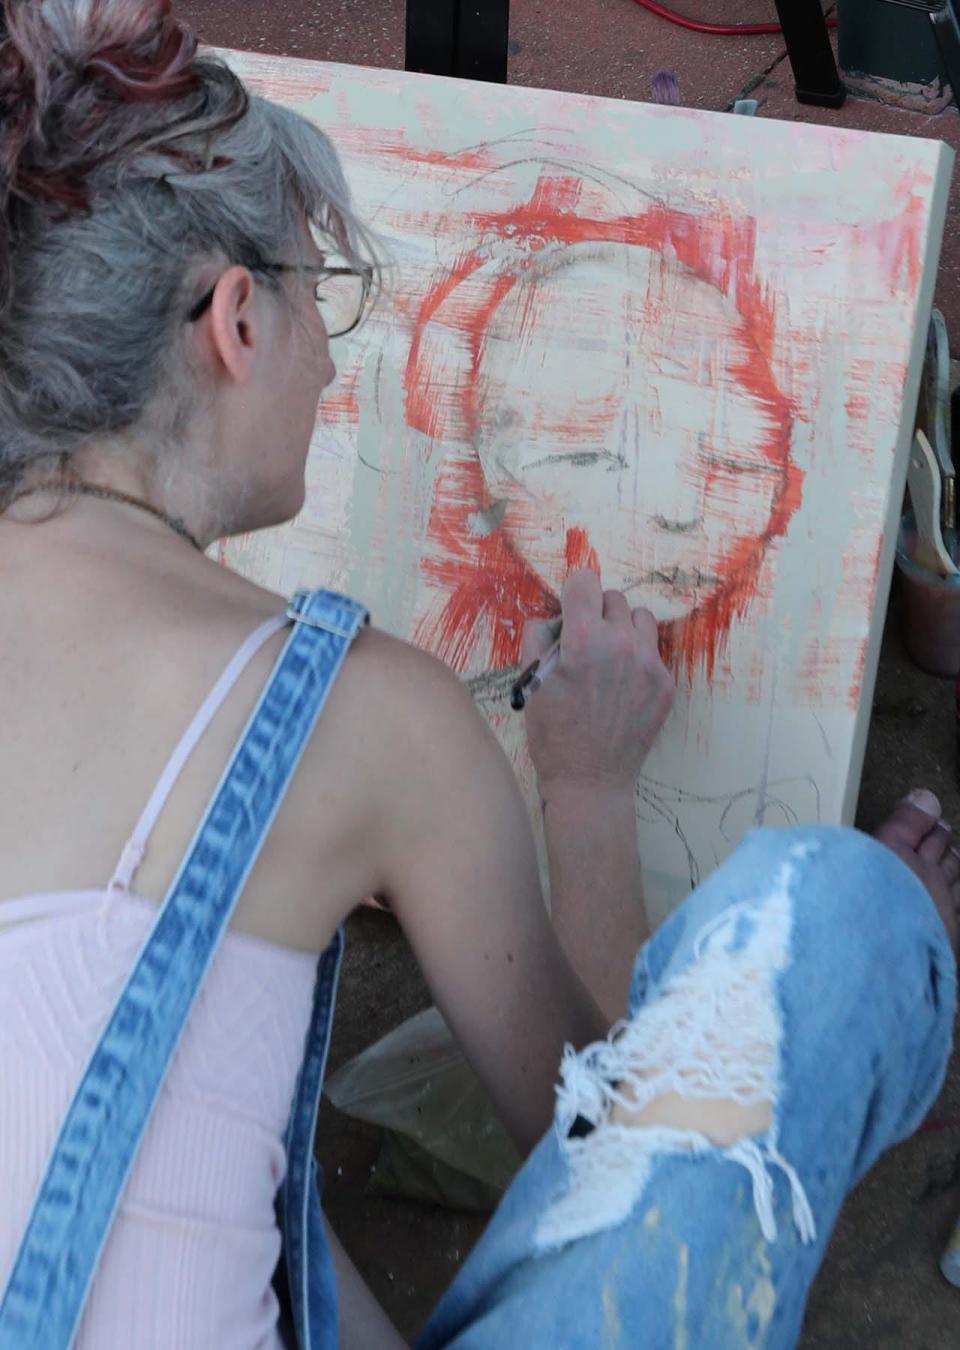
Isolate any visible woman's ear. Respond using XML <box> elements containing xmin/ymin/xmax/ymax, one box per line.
<box><xmin>202</xmin><ymin>265</ymin><xmax>260</xmax><ymax>384</ymax></box>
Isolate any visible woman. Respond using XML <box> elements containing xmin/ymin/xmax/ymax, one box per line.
<box><xmin>0</xmin><ymin>3</ymin><xmax>957</xmax><ymax>1347</ymax></box>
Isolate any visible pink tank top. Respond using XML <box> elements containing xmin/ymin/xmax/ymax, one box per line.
<box><xmin>0</xmin><ymin>613</ymin><xmax>318</xmax><ymax>1348</ymax></box>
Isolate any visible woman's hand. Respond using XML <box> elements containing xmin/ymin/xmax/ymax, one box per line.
<box><xmin>522</xmin><ymin>569</ymin><xmax>674</xmax><ymax>794</ymax></box>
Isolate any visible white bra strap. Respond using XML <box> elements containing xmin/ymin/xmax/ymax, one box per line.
<box><xmin>107</xmin><ymin>610</ymin><xmax>290</xmax><ymax>894</ymax></box>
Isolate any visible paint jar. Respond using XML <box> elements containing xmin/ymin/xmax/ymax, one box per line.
<box><xmin>895</xmin><ymin>515</ymin><xmax>960</xmax><ymax>677</ymax></box>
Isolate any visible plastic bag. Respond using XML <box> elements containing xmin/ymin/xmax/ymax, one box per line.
<box><xmin>324</xmin><ymin>1006</ymin><xmax>520</xmax><ymax>1208</ymax></box>
<box><xmin>366</xmin><ymin>1130</ymin><xmax>504</xmax><ymax>1212</ymax></box>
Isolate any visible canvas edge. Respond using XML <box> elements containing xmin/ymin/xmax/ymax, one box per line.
<box><xmin>840</xmin><ymin>139</ymin><xmax>956</xmax><ymax>825</ymax></box>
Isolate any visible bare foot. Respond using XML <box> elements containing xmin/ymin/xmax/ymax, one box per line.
<box><xmin>874</xmin><ymin>788</ymin><xmax>960</xmax><ymax>956</ymax></box>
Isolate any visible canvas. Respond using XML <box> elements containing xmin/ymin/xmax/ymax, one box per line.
<box><xmin>213</xmin><ymin>48</ymin><xmax>952</xmax><ymax>922</ymax></box>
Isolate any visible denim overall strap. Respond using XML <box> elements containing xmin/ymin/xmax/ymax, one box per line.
<box><xmin>0</xmin><ymin>587</ymin><xmax>367</xmax><ymax>1350</ymax></box>
<box><xmin>279</xmin><ymin>925</ymin><xmax>345</xmax><ymax>1350</ymax></box>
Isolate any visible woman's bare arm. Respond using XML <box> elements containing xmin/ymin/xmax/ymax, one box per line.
<box><xmin>521</xmin><ymin>571</ymin><xmax>674</xmax><ymax>1022</ymax></box>
<box><xmin>324</xmin><ymin>1221</ymin><xmax>408</xmax><ymax>1350</ymax></box>
<box><xmin>366</xmin><ymin>572</ymin><xmax>672</xmax><ymax>1153</ymax></box>
<box><xmin>370</xmin><ymin>647</ymin><xmax>603</xmax><ymax>1153</ymax></box>
<box><xmin>539</xmin><ymin>779</ymin><xmax>649</xmax><ymax>1025</ymax></box>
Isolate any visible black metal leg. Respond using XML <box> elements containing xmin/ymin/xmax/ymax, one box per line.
<box><xmin>457</xmin><ymin>0</ymin><xmax>510</xmax><ymax>83</ymax></box>
<box><xmin>405</xmin><ymin>0</ymin><xmax>459</xmax><ymax>77</ymax></box>
<box><xmin>405</xmin><ymin>0</ymin><xmax>510</xmax><ymax>83</ymax></box>
<box><xmin>772</xmin><ymin>0</ymin><xmax>845</xmax><ymax>107</ymax></box>
<box><xmin>406</xmin><ymin>0</ymin><xmax>457</xmax><ymax>78</ymax></box>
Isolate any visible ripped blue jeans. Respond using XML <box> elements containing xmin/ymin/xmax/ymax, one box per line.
<box><xmin>418</xmin><ymin>826</ymin><xmax>956</xmax><ymax>1349</ymax></box>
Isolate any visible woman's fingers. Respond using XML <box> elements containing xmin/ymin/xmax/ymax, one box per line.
<box><xmin>631</xmin><ymin>605</ymin><xmax>659</xmax><ymax>645</ymax></box>
<box><xmin>602</xmin><ymin>589</ymin><xmax>632</xmax><ymax>623</ymax></box>
<box><xmin>561</xmin><ymin>568</ymin><xmax>603</xmax><ymax>634</ymax></box>
<box><xmin>522</xmin><ymin>573</ymin><xmax>674</xmax><ymax>789</ymax></box>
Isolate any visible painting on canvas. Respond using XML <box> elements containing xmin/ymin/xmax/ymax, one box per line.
<box><xmin>213</xmin><ymin>49</ymin><xmax>952</xmax><ymax>921</ymax></box>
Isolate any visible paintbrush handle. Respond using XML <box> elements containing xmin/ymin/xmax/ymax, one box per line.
<box><xmin>524</xmin><ymin>640</ymin><xmax>562</xmax><ymax>697</ymax></box>
<box><xmin>509</xmin><ymin>624</ymin><xmax>562</xmax><ymax>710</ymax></box>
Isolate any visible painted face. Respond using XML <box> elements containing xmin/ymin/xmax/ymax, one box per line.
<box><xmin>403</xmin><ymin>176</ymin><xmax>798</xmax><ymax>680</ymax></box>
<box><xmin>470</xmin><ymin>238</ymin><xmax>784</xmax><ymax>622</ymax></box>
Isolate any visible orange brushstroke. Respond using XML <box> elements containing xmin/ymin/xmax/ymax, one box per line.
<box><xmin>319</xmin><ymin>366</ymin><xmax>361</xmax><ymax>423</ymax></box>
<box><xmin>565</xmin><ymin>526</ymin><xmax>600</xmax><ymax>574</ymax></box>
<box><xmin>846</xmin><ymin>534</ymin><xmax>884</xmax><ymax>711</ymax></box>
<box><xmin>886</xmin><ymin>170</ymin><xmax>927</xmax><ymax>296</ymax></box>
<box><xmin>793</xmin><ymin>534</ymin><xmax>884</xmax><ymax>710</ymax></box>
<box><xmin>852</xmin><ymin>177</ymin><xmax>928</xmax><ymax>299</ymax></box>
<box><xmin>351</xmin><ymin>128</ymin><xmax>496</xmax><ymax>175</ymax></box>
<box><xmin>404</xmin><ymin>251</ymin><xmax>488</xmax><ymax>442</ymax></box>
<box><xmin>415</xmin><ymin>454</ymin><xmax>560</xmax><ymax>670</ymax></box>
<box><xmin>232</xmin><ymin>55</ymin><xmax>334</xmax><ymax>105</ymax></box>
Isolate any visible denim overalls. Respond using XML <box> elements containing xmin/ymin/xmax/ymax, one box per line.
<box><xmin>0</xmin><ymin>589</ymin><xmax>364</xmax><ymax>1350</ymax></box>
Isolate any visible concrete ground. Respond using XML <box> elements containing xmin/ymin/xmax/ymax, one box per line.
<box><xmin>179</xmin><ymin>2</ymin><xmax>960</xmax><ymax>1342</ymax></box>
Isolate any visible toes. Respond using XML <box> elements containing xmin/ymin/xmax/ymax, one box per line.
<box><xmin>875</xmin><ymin>789</ymin><xmax>943</xmax><ymax>854</ymax></box>
<box><xmin>919</xmin><ymin>819</ymin><xmax>953</xmax><ymax>865</ymax></box>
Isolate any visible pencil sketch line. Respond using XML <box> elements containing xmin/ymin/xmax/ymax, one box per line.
<box><xmin>654</xmin><ymin>514</ymin><xmax>702</xmax><ymax>534</ymax></box>
<box><xmin>522</xmin><ymin>450</ymin><xmax>627</xmax><ymax>472</ymax></box>
<box><xmin>447</xmin><ymin>155</ymin><xmax>659</xmax><ymax>212</ymax></box>
<box><xmin>812</xmin><ymin>713</ymin><xmax>833</xmax><ymax>761</ymax></box>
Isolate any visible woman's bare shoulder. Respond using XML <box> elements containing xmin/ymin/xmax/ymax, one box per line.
<box><xmin>196</xmin><ymin>565</ymin><xmax>457</xmax><ymax>697</ymax></box>
<box><xmin>176</xmin><ymin>556</ymin><xmax>467</xmax><ymax>732</ymax></box>
<box><xmin>346</xmin><ymin>622</ymin><xmax>463</xmax><ymax>690</ymax></box>
<box><xmin>300</xmin><ymin>619</ymin><xmax>492</xmax><ymax>847</ymax></box>
<box><xmin>335</xmin><ymin>622</ymin><xmax>487</xmax><ymax>761</ymax></box>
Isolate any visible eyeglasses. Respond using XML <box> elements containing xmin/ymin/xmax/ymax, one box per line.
<box><xmin>186</xmin><ymin>261</ymin><xmax>373</xmax><ymax>338</ymax></box>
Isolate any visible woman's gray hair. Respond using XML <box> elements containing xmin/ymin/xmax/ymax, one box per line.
<box><xmin>0</xmin><ymin>0</ymin><xmax>377</xmax><ymax>504</ymax></box>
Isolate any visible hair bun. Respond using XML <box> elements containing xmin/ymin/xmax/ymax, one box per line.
<box><xmin>82</xmin><ymin>0</ymin><xmax>198</xmax><ymax>103</ymax></box>
<box><xmin>0</xmin><ymin>0</ymin><xmax>201</xmax><ymax>214</ymax></box>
